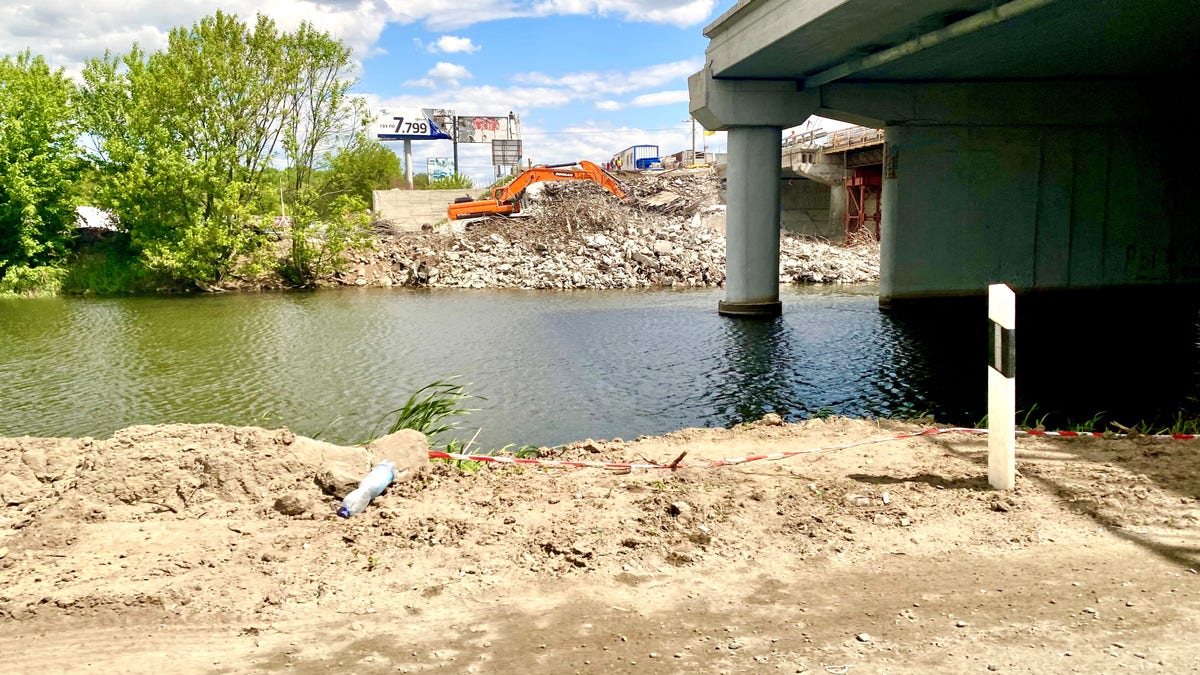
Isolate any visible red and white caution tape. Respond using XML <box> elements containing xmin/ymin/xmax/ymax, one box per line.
<box><xmin>427</xmin><ymin>451</ymin><xmax>671</xmax><ymax>471</ymax></box>
<box><xmin>1018</xmin><ymin>429</ymin><xmax>1196</xmax><ymax>441</ymax></box>
<box><xmin>428</xmin><ymin>426</ymin><xmax>1197</xmax><ymax>472</ymax></box>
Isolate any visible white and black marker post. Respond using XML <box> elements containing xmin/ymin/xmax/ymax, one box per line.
<box><xmin>987</xmin><ymin>283</ymin><xmax>1016</xmax><ymax>490</ymax></box>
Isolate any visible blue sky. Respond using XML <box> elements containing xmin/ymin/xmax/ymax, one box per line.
<box><xmin>360</xmin><ymin>11</ymin><xmax>723</xmax><ymax>183</ymax></box>
<box><xmin>1</xmin><ymin>0</ymin><xmax>850</xmax><ymax>187</ymax></box>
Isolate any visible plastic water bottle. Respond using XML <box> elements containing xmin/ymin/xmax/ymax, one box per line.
<box><xmin>337</xmin><ymin>460</ymin><xmax>396</xmax><ymax>518</ymax></box>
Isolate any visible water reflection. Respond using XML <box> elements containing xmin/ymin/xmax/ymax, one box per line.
<box><xmin>878</xmin><ymin>292</ymin><xmax>1200</xmax><ymax>428</ymax></box>
<box><xmin>1</xmin><ymin>286</ymin><xmax>1197</xmax><ymax>446</ymax></box>
<box><xmin>713</xmin><ymin>317</ymin><xmax>798</xmax><ymax>424</ymax></box>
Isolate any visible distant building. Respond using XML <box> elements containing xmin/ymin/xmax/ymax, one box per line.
<box><xmin>662</xmin><ymin>150</ymin><xmax>726</xmax><ymax>168</ymax></box>
<box><xmin>610</xmin><ymin>145</ymin><xmax>660</xmax><ymax>171</ymax></box>
<box><xmin>75</xmin><ymin>206</ymin><xmax>118</xmax><ymax>231</ymax></box>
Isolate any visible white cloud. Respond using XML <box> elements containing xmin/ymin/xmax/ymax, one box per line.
<box><xmin>429</xmin><ymin>35</ymin><xmax>479</xmax><ymax>54</ymax></box>
<box><xmin>369</xmin><ymin>82</ymin><xmax>579</xmax><ymax>116</ymax></box>
<box><xmin>0</xmin><ymin>1</ymin><xmax>714</xmax><ymax>73</ymax></box>
<box><xmin>593</xmin><ymin>86</ymin><xmax>693</xmax><ymax>112</ymax></box>
<box><xmin>429</xmin><ymin>61</ymin><xmax>471</xmax><ymax>81</ymax></box>
<box><xmin>523</xmin><ymin>1</ymin><xmax>716</xmax><ymax>29</ymax></box>
<box><xmin>518</xmin><ymin>121</ymin><xmax>711</xmax><ymax>169</ymax></box>
<box><xmin>513</xmin><ymin>58</ymin><xmax>702</xmax><ymax>96</ymax></box>
<box><xmin>628</xmin><ymin>90</ymin><xmax>689</xmax><ymax>107</ymax></box>
<box><xmin>406</xmin><ymin>61</ymin><xmax>472</xmax><ymax>87</ymax></box>
<box><xmin>376</xmin><ymin>57</ymin><xmax>701</xmax><ymax>117</ymax></box>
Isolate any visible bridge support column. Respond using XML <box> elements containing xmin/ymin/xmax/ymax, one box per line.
<box><xmin>688</xmin><ymin>66</ymin><xmax>818</xmax><ymax>317</ymax></box>
<box><xmin>720</xmin><ymin>126</ymin><xmax>784</xmax><ymax>317</ymax></box>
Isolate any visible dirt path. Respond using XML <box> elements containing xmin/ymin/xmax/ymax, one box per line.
<box><xmin>2</xmin><ymin>418</ymin><xmax>1197</xmax><ymax>673</ymax></box>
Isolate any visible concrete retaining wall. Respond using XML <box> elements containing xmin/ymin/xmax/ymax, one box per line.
<box><xmin>780</xmin><ymin>178</ymin><xmax>841</xmax><ymax>240</ymax></box>
<box><xmin>372</xmin><ymin>188</ymin><xmax>476</xmax><ymax>231</ymax></box>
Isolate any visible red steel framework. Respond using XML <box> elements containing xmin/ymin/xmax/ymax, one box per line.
<box><xmin>845</xmin><ymin>167</ymin><xmax>881</xmax><ymax>240</ymax></box>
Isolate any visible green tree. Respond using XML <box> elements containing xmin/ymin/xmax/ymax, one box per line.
<box><xmin>275</xmin><ymin>194</ymin><xmax>372</xmax><ymax>287</ymax></box>
<box><xmin>0</xmin><ymin>51</ymin><xmax>79</xmax><ymax>285</ymax></box>
<box><xmin>282</xmin><ymin>23</ymin><xmax>359</xmax><ymax>197</ymax></box>
<box><xmin>78</xmin><ymin>12</ymin><xmax>364</xmax><ymax>289</ymax></box>
<box><xmin>320</xmin><ymin>133</ymin><xmax>403</xmax><ymax>207</ymax></box>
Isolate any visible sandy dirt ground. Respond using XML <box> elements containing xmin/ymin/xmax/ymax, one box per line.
<box><xmin>1</xmin><ymin>417</ymin><xmax>1198</xmax><ymax>674</ymax></box>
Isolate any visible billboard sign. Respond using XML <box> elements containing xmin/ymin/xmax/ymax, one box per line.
<box><xmin>491</xmin><ymin>140</ymin><xmax>523</xmax><ymax>166</ymax></box>
<box><xmin>369</xmin><ymin>108</ymin><xmax>452</xmax><ymax>141</ymax></box>
<box><xmin>427</xmin><ymin>157</ymin><xmax>454</xmax><ymax>180</ymax></box>
<box><xmin>456</xmin><ymin>114</ymin><xmax>521</xmax><ymax>144</ymax></box>
<box><xmin>425</xmin><ymin>108</ymin><xmax>455</xmax><ymax>136</ymax></box>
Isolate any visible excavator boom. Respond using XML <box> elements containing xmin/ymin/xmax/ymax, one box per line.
<box><xmin>447</xmin><ymin>160</ymin><xmax>627</xmax><ymax>221</ymax></box>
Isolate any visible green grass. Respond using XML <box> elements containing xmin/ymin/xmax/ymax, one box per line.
<box><xmin>370</xmin><ymin>378</ymin><xmax>478</xmax><ymax>440</ymax></box>
<box><xmin>1019</xmin><ymin>403</ymin><xmax>1050</xmax><ymax>430</ymax></box>
<box><xmin>60</xmin><ymin>233</ymin><xmax>168</xmax><ymax>295</ymax></box>
<box><xmin>979</xmin><ymin>405</ymin><xmax>1200</xmax><ymax>436</ymax></box>
<box><xmin>367</xmin><ymin>378</ymin><xmax>540</xmax><ymax>472</ymax></box>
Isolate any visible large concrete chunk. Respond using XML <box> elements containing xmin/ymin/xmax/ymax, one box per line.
<box><xmin>368</xmin><ymin>429</ymin><xmax>430</xmax><ymax>480</ymax></box>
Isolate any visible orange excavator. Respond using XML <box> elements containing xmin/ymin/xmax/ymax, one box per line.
<box><xmin>447</xmin><ymin>160</ymin><xmax>628</xmax><ymax>221</ymax></box>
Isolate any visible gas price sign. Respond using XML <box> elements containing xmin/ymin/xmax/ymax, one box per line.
<box><xmin>370</xmin><ymin>109</ymin><xmax>452</xmax><ymax>141</ymax></box>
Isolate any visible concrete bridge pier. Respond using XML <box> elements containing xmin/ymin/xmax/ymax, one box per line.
<box><xmin>689</xmin><ymin>68</ymin><xmax>818</xmax><ymax>317</ymax></box>
<box><xmin>721</xmin><ymin>126</ymin><xmax>784</xmax><ymax>317</ymax></box>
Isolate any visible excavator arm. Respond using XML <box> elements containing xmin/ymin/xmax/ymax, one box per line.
<box><xmin>447</xmin><ymin>160</ymin><xmax>627</xmax><ymax>221</ymax></box>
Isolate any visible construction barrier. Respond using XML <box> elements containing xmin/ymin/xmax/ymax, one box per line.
<box><xmin>427</xmin><ymin>426</ymin><xmax>1197</xmax><ymax>472</ymax></box>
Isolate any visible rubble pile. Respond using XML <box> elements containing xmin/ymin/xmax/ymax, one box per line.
<box><xmin>342</xmin><ymin>168</ymin><xmax>879</xmax><ymax>290</ymax></box>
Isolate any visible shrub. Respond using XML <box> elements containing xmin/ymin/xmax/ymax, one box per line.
<box><xmin>0</xmin><ymin>264</ymin><xmax>67</xmax><ymax>296</ymax></box>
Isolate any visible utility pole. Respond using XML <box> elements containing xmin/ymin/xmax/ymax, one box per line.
<box><xmin>404</xmin><ymin>139</ymin><xmax>414</xmax><ymax>189</ymax></box>
<box><xmin>452</xmin><ymin>114</ymin><xmax>459</xmax><ymax>177</ymax></box>
<box><xmin>691</xmin><ymin>117</ymin><xmax>696</xmax><ymax>165</ymax></box>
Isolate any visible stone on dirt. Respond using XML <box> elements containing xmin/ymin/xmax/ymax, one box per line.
<box><xmin>367</xmin><ymin>429</ymin><xmax>430</xmax><ymax>480</ymax></box>
<box><xmin>297</xmin><ymin>436</ymin><xmax>372</xmax><ymax>497</ymax></box>
<box><xmin>273</xmin><ymin>492</ymin><xmax>311</xmax><ymax>516</ymax></box>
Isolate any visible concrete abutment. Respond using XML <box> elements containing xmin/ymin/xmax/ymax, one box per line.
<box><xmin>880</xmin><ymin>122</ymin><xmax>1200</xmax><ymax>303</ymax></box>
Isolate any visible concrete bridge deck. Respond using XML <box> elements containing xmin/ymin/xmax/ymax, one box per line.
<box><xmin>690</xmin><ymin>0</ymin><xmax>1199</xmax><ymax>314</ymax></box>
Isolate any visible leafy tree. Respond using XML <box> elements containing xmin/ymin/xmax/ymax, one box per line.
<box><xmin>78</xmin><ymin>12</ymin><xmax>364</xmax><ymax>289</ymax></box>
<box><xmin>428</xmin><ymin>174</ymin><xmax>474</xmax><ymax>190</ymax></box>
<box><xmin>320</xmin><ymin>133</ymin><xmax>403</xmax><ymax>207</ymax></box>
<box><xmin>276</xmin><ymin>194</ymin><xmax>372</xmax><ymax>287</ymax></box>
<box><xmin>402</xmin><ymin>170</ymin><xmax>472</xmax><ymax>192</ymax></box>
<box><xmin>282</xmin><ymin>24</ymin><xmax>359</xmax><ymax>196</ymax></box>
<box><xmin>0</xmin><ymin>51</ymin><xmax>79</xmax><ymax>282</ymax></box>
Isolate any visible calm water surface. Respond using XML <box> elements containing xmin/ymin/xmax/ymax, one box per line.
<box><xmin>1</xmin><ymin>286</ymin><xmax>1197</xmax><ymax>447</ymax></box>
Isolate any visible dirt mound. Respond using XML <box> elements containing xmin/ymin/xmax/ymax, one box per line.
<box><xmin>2</xmin><ymin>425</ymin><xmax>358</xmax><ymax>520</ymax></box>
<box><xmin>2</xmin><ymin>419</ymin><xmax>1198</xmax><ymax>673</ymax></box>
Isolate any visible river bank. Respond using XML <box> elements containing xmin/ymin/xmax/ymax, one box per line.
<box><xmin>10</xmin><ymin>168</ymin><xmax>876</xmax><ymax>297</ymax></box>
<box><xmin>2</xmin><ymin>419</ymin><xmax>1197</xmax><ymax>672</ymax></box>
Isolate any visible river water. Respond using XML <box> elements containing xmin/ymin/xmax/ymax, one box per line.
<box><xmin>2</xmin><ymin>286</ymin><xmax>1197</xmax><ymax>447</ymax></box>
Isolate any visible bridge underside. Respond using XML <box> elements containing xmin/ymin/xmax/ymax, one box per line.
<box><xmin>690</xmin><ymin>0</ymin><xmax>1200</xmax><ymax>311</ymax></box>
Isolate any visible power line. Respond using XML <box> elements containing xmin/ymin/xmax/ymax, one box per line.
<box><xmin>521</xmin><ymin>126</ymin><xmax>702</xmax><ymax>135</ymax></box>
